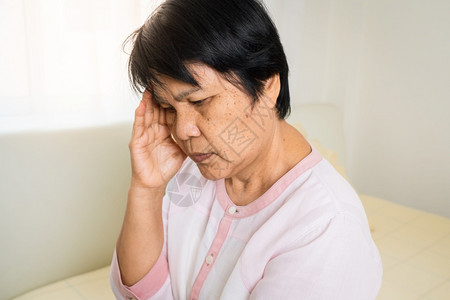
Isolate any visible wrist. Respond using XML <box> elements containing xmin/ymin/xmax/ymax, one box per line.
<box><xmin>128</xmin><ymin>181</ymin><xmax>166</xmax><ymax>206</ymax></box>
<box><xmin>129</xmin><ymin>176</ymin><xmax>166</xmax><ymax>192</ymax></box>
<box><xmin>129</xmin><ymin>183</ymin><xmax>165</xmax><ymax>197</ymax></box>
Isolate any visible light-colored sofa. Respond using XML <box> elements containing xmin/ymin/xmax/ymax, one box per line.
<box><xmin>2</xmin><ymin>104</ymin><xmax>450</xmax><ymax>300</ymax></box>
<box><xmin>0</xmin><ymin>123</ymin><xmax>132</xmax><ymax>300</ymax></box>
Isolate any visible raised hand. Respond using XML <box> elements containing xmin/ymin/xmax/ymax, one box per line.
<box><xmin>129</xmin><ymin>90</ymin><xmax>186</xmax><ymax>189</ymax></box>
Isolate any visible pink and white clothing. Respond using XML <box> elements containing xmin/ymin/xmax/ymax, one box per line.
<box><xmin>110</xmin><ymin>147</ymin><xmax>382</xmax><ymax>299</ymax></box>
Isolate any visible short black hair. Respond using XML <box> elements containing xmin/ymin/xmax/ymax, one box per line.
<box><xmin>125</xmin><ymin>0</ymin><xmax>290</xmax><ymax>119</ymax></box>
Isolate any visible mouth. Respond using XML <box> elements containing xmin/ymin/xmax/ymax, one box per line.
<box><xmin>190</xmin><ymin>152</ymin><xmax>214</xmax><ymax>163</ymax></box>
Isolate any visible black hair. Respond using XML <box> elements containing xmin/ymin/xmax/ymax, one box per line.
<box><xmin>125</xmin><ymin>0</ymin><xmax>290</xmax><ymax>119</ymax></box>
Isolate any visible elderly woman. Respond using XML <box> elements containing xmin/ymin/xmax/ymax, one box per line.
<box><xmin>110</xmin><ymin>0</ymin><xmax>382</xmax><ymax>299</ymax></box>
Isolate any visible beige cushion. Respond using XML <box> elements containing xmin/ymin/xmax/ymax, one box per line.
<box><xmin>287</xmin><ymin>104</ymin><xmax>346</xmax><ymax>168</ymax></box>
<box><xmin>0</xmin><ymin>122</ymin><xmax>132</xmax><ymax>299</ymax></box>
<box><xmin>291</xmin><ymin>121</ymin><xmax>348</xmax><ymax>181</ymax></box>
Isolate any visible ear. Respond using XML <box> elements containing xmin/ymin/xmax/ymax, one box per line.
<box><xmin>263</xmin><ymin>74</ymin><xmax>281</xmax><ymax>108</ymax></box>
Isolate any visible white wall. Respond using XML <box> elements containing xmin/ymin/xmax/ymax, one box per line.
<box><xmin>265</xmin><ymin>0</ymin><xmax>333</xmax><ymax>105</ymax></box>
<box><xmin>267</xmin><ymin>0</ymin><xmax>450</xmax><ymax>217</ymax></box>
<box><xmin>348</xmin><ymin>0</ymin><xmax>450</xmax><ymax>217</ymax></box>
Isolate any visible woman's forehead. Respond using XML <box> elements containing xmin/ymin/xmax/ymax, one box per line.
<box><xmin>151</xmin><ymin>65</ymin><xmax>226</xmax><ymax>102</ymax></box>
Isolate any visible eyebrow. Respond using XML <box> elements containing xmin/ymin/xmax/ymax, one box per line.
<box><xmin>150</xmin><ymin>86</ymin><xmax>202</xmax><ymax>105</ymax></box>
<box><xmin>173</xmin><ymin>86</ymin><xmax>201</xmax><ymax>102</ymax></box>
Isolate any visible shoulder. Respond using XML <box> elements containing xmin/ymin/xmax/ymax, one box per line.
<box><xmin>286</xmin><ymin>157</ymin><xmax>369</xmax><ymax>229</ymax></box>
<box><xmin>247</xmin><ymin>209</ymin><xmax>383</xmax><ymax>299</ymax></box>
<box><xmin>242</xmin><ymin>175</ymin><xmax>382</xmax><ymax>298</ymax></box>
<box><xmin>255</xmin><ymin>156</ymin><xmax>375</xmax><ymax>254</ymax></box>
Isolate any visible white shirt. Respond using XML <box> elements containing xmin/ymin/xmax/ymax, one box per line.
<box><xmin>110</xmin><ymin>147</ymin><xmax>383</xmax><ymax>299</ymax></box>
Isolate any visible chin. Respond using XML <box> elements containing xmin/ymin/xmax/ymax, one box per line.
<box><xmin>196</xmin><ymin>163</ymin><xmax>230</xmax><ymax>181</ymax></box>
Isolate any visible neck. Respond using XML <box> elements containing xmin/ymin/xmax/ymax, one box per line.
<box><xmin>225</xmin><ymin>121</ymin><xmax>310</xmax><ymax>206</ymax></box>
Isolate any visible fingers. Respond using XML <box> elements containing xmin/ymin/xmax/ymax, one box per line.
<box><xmin>132</xmin><ymin>89</ymin><xmax>167</xmax><ymax>137</ymax></box>
<box><xmin>143</xmin><ymin>90</ymin><xmax>153</xmax><ymax>129</ymax></box>
<box><xmin>132</xmin><ymin>100</ymin><xmax>146</xmax><ymax>138</ymax></box>
<box><xmin>132</xmin><ymin>88</ymin><xmax>171</xmax><ymax>141</ymax></box>
<box><xmin>159</xmin><ymin>104</ymin><xmax>167</xmax><ymax>125</ymax></box>
<box><xmin>142</xmin><ymin>89</ymin><xmax>164</xmax><ymax>126</ymax></box>
<box><xmin>132</xmin><ymin>89</ymin><xmax>155</xmax><ymax>139</ymax></box>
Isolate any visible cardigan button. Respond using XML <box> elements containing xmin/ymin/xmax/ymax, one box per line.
<box><xmin>205</xmin><ymin>254</ymin><xmax>214</xmax><ymax>265</ymax></box>
<box><xmin>228</xmin><ymin>206</ymin><xmax>237</xmax><ymax>215</ymax></box>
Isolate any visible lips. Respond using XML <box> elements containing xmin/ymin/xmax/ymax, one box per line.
<box><xmin>190</xmin><ymin>152</ymin><xmax>214</xmax><ymax>163</ymax></box>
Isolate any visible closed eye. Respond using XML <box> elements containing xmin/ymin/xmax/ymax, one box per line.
<box><xmin>190</xmin><ymin>97</ymin><xmax>210</xmax><ymax>106</ymax></box>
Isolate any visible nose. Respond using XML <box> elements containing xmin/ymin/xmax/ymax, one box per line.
<box><xmin>173</xmin><ymin>110</ymin><xmax>201</xmax><ymax>141</ymax></box>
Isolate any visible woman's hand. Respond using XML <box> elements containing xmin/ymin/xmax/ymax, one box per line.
<box><xmin>129</xmin><ymin>90</ymin><xmax>186</xmax><ymax>189</ymax></box>
<box><xmin>117</xmin><ymin>90</ymin><xmax>180</xmax><ymax>285</ymax></box>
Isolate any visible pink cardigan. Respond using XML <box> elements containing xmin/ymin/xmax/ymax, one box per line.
<box><xmin>110</xmin><ymin>147</ymin><xmax>382</xmax><ymax>299</ymax></box>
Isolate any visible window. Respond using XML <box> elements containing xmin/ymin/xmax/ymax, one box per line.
<box><xmin>0</xmin><ymin>0</ymin><xmax>163</xmax><ymax>133</ymax></box>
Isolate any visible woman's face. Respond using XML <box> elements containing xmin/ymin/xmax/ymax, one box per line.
<box><xmin>153</xmin><ymin>64</ymin><xmax>278</xmax><ymax>180</ymax></box>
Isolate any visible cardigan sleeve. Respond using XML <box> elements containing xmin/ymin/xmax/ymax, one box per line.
<box><xmin>249</xmin><ymin>213</ymin><xmax>383</xmax><ymax>300</ymax></box>
<box><xmin>110</xmin><ymin>249</ymin><xmax>173</xmax><ymax>300</ymax></box>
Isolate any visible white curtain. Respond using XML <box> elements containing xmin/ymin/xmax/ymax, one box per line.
<box><xmin>0</xmin><ymin>0</ymin><xmax>164</xmax><ymax>133</ymax></box>
<box><xmin>0</xmin><ymin>0</ymin><xmax>303</xmax><ymax>133</ymax></box>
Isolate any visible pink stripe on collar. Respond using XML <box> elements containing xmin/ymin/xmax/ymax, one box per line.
<box><xmin>216</xmin><ymin>145</ymin><xmax>322</xmax><ymax>218</ymax></box>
